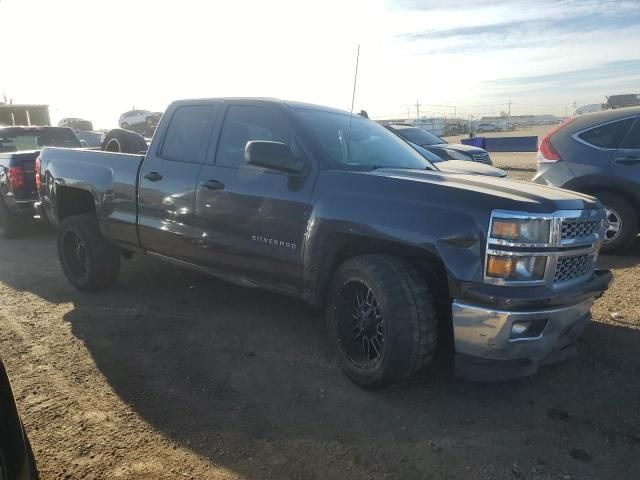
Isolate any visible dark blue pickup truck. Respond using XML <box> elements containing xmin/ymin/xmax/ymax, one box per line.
<box><xmin>36</xmin><ymin>98</ymin><xmax>612</xmax><ymax>387</ymax></box>
<box><xmin>0</xmin><ymin>126</ymin><xmax>82</xmax><ymax>238</ymax></box>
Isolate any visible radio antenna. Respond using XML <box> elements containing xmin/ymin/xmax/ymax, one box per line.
<box><xmin>347</xmin><ymin>44</ymin><xmax>360</xmax><ymax>161</ymax></box>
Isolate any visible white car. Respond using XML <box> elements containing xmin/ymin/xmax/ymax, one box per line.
<box><xmin>118</xmin><ymin>109</ymin><xmax>162</xmax><ymax>129</ymax></box>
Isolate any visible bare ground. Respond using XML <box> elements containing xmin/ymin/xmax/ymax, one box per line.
<box><xmin>1</xmin><ymin>152</ymin><xmax>639</xmax><ymax>479</ymax></box>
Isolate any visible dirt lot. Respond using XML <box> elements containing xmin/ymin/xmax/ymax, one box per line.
<box><xmin>1</xmin><ymin>144</ymin><xmax>639</xmax><ymax>479</ymax></box>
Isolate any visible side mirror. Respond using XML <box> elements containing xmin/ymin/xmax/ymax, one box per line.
<box><xmin>244</xmin><ymin>141</ymin><xmax>305</xmax><ymax>174</ymax></box>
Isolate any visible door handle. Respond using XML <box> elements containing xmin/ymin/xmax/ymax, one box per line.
<box><xmin>200</xmin><ymin>179</ymin><xmax>225</xmax><ymax>190</ymax></box>
<box><xmin>144</xmin><ymin>171</ymin><xmax>163</xmax><ymax>181</ymax></box>
<box><xmin>613</xmin><ymin>156</ymin><xmax>640</xmax><ymax>165</ymax></box>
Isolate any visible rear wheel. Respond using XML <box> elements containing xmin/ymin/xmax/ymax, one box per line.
<box><xmin>326</xmin><ymin>255</ymin><xmax>438</xmax><ymax>388</ymax></box>
<box><xmin>57</xmin><ymin>214</ymin><xmax>121</xmax><ymax>291</ymax></box>
<box><xmin>595</xmin><ymin>193</ymin><xmax>638</xmax><ymax>253</ymax></box>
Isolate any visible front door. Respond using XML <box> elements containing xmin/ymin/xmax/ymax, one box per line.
<box><xmin>194</xmin><ymin>103</ymin><xmax>317</xmax><ymax>293</ymax></box>
<box><xmin>138</xmin><ymin>103</ymin><xmax>218</xmax><ymax>262</ymax></box>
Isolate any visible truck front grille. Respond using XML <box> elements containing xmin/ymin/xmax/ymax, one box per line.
<box><xmin>472</xmin><ymin>152</ymin><xmax>491</xmax><ymax>164</ymax></box>
<box><xmin>561</xmin><ymin>219</ymin><xmax>600</xmax><ymax>240</ymax></box>
<box><xmin>554</xmin><ymin>254</ymin><xmax>594</xmax><ymax>284</ymax></box>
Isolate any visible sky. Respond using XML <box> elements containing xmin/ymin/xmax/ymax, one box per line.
<box><xmin>1</xmin><ymin>0</ymin><xmax>639</xmax><ymax>128</ymax></box>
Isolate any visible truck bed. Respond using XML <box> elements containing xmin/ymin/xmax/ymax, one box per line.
<box><xmin>38</xmin><ymin>147</ymin><xmax>144</xmax><ymax>248</ymax></box>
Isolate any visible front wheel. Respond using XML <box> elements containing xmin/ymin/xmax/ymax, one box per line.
<box><xmin>595</xmin><ymin>193</ymin><xmax>638</xmax><ymax>253</ymax></box>
<box><xmin>57</xmin><ymin>214</ymin><xmax>121</xmax><ymax>291</ymax></box>
<box><xmin>326</xmin><ymin>255</ymin><xmax>438</xmax><ymax>388</ymax></box>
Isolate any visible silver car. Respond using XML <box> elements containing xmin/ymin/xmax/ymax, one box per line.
<box><xmin>533</xmin><ymin>106</ymin><xmax>640</xmax><ymax>252</ymax></box>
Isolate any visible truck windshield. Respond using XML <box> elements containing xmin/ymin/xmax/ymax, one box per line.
<box><xmin>394</xmin><ymin>127</ymin><xmax>445</xmax><ymax>146</ymax></box>
<box><xmin>0</xmin><ymin>127</ymin><xmax>82</xmax><ymax>152</ymax></box>
<box><xmin>296</xmin><ymin>109</ymin><xmax>434</xmax><ymax>171</ymax></box>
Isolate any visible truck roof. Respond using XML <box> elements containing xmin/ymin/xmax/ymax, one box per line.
<box><xmin>170</xmin><ymin>98</ymin><xmax>351</xmax><ymax>116</ymax></box>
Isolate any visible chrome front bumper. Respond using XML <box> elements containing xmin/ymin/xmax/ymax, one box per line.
<box><xmin>452</xmin><ymin>298</ymin><xmax>594</xmax><ymax>381</ymax></box>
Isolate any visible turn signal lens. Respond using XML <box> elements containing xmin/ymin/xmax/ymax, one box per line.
<box><xmin>487</xmin><ymin>255</ymin><xmax>514</xmax><ymax>277</ymax></box>
<box><xmin>486</xmin><ymin>255</ymin><xmax>547</xmax><ymax>281</ymax></box>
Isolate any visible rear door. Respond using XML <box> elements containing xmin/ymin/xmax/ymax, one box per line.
<box><xmin>193</xmin><ymin>102</ymin><xmax>317</xmax><ymax>293</ymax></box>
<box><xmin>138</xmin><ymin>103</ymin><xmax>218</xmax><ymax>262</ymax></box>
<box><xmin>611</xmin><ymin>116</ymin><xmax>640</xmax><ymax>189</ymax></box>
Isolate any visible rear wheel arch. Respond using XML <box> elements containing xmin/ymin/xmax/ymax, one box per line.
<box><xmin>55</xmin><ymin>186</ymin><xmax>97</xmax><ymax>222</ymax></box>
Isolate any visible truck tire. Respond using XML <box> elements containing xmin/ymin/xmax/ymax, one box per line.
<box><xmin>595</xmin><ymin>193</ymin><xmax>638</xmax><ymax>253</ymax></box>
<box><xmin>57</xmin><ymin>214</ymin><xmax>121</xmax><ymax>291</ymax></box>
<box><xmin>23</xmin><ymin>424</ymin><xmax>39</xmax><ymax>480</ymax></box>
<box><xmin>326</xmin><ymin>255</ymin><xmax>438</xmax><ymax>388</ymax></box>
<box><xmin>0</xmin><ymin>199</ymin><xmax>23</xmax><ymax>239</ymax></box>
<box><xmin>101</xmin><ymin>129</ymin><xmax>147</xmax><ymax>154</ymax></box>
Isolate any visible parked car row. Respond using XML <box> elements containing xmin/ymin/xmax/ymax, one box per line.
<box><xmin>0</xmin><ymin>126</ymin><xmax>84</xmax><ymax>237</ymax></box>
<box><xmin>382</xmin><ymin>123</ymin><xmax>493</xmax><ymax>164</ymax></box>
<box><xmin>4</xmin><ymin>99</ymin><xmax>636</xmax><ymax>392</ymax></box>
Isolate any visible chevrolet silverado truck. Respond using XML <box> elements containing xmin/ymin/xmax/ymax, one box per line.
<box><xmin>36</xmin><ymin>98</ymin><xmax>612</xmax><ymax>387</ymax></box>
<box><xmin>0</xmin><ymin>126</ymin><xmax>82</xmax><ymax>238</ymax></box>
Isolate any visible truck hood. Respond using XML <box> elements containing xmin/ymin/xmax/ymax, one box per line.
<box><xmin>435</xmin><ymin>160</ymin><xmax>506</xmax><ymax>177</ymax></box>
<box><xmin>429</xmin><ymin>143</ymin><xmax>486</xmax><ymax>154</ymax></box>
<box><xmin>368</xmin><ymin>168</ymin><xmax>600</xmax><ymax>212</ymax></box>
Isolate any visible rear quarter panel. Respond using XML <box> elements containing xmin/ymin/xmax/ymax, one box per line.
<box><xmin>40</xmin><ymin>147</ymin><xmax>143</xmax><ymax>247</ymax></box>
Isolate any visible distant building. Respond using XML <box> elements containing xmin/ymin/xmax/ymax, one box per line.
<box><xmin>0</xmin><ymin>104</ymin><xmax>51</xmax><ymax>126</ymax></box>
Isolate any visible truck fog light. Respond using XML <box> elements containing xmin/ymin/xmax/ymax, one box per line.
<box><xmin>510</xmin><ymin>319</ymin><xmax>548</xmax><ymax>339</ymax></box>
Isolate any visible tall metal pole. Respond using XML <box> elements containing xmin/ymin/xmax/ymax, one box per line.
<box><xmin>347</xmin><ymin>45</ymin><xmax>360</xmax><ymax>160</ymax></box>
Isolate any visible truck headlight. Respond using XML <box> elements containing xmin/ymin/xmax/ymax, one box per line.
<box><xmin>486</xmin><ymin>254</ymin><xmax>547</xmax><ymax>281</ymax></box>
<box><xmin>491</xmin><ymin>218</ymin><xmax>551</xmax><ymax>244</ymax></box>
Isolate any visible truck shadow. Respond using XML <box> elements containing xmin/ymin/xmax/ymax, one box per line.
<box><xmin>1</xmin><ymin>235</ymin><xmax>639</xmax><ymax>478</ymax></box>
<box><xmin>62</xmin><ymin>256</ymin><xmax>640</xmax><ymax>479</ymax></box>
<box><xmin>598</xmin><ymin>238</ymin><xmax>640</xmax><ymax>269</ymax></box>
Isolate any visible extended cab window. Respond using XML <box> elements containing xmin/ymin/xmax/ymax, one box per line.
<box><xmin>578</xmin><ymin>118</ymin><xmax>635</xmax><ymax>149</ymax></box>
<box><xmin>160</xmin><ymin>106</ymin><xmax>214</xmax><ymax>163</ymax></box>
<box><xmin>216</xmin><ymin>106</ymin><xmax>294</xmax><ymax>167</ymax></box>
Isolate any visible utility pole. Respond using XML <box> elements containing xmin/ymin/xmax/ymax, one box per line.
<box><xmin>572</xmin><ymin>101</ymin><xmax>577</xmax><ymax>116</ymax></box>
<box><xmin>415</xmin><ymin>100</ymin><xmax>421</xmax><ymax>128</ymax></box>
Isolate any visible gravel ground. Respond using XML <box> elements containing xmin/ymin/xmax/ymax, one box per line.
<box><xmin>1</xmin><ymin>150</ymin><xmax>639</xmax><ymax>479</ymax></box>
